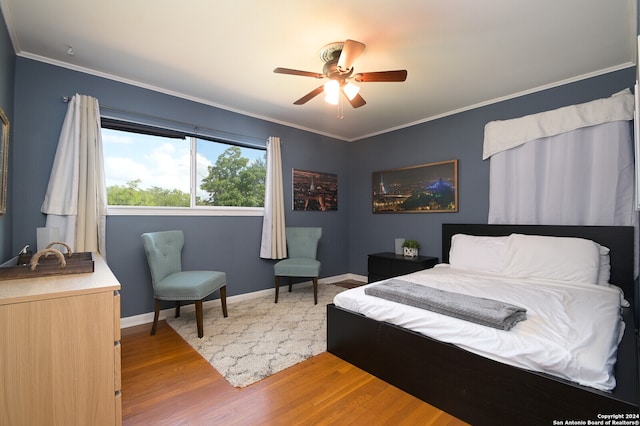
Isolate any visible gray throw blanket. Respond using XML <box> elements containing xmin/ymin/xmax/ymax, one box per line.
<box><xmin>365</xmin><ymin>279</ymin><xmax>527</xmax><ymax>331</ymax></box>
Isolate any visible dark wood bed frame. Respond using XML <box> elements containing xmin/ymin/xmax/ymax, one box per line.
<box><xmin>327</xmin><ymin>224</ymin><xmax>639</xmax><ymax>425</ymax></box>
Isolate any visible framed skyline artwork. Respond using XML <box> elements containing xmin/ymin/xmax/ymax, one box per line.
<box><xmin>372</xmin><ymin>159</ymin><xmax>458</xmax><ymax>213</ymax></box>
<box><xmin>292</xmin><ymin>169</ymin><xmax>338</xmax><ymax>211</ymax></box>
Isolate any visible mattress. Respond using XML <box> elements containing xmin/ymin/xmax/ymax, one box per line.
<box><xmin>333</xmin><ymin>265</ymin><xmax>626</xmax><ymax>391</ymax></box>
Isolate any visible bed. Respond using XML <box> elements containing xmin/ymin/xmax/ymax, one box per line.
<box><xmin>327</xmin><ymin>224</ymin><xmax>639</xmax><ymax>425</ymax></box>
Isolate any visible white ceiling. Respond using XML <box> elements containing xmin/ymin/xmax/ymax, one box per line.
<box><xmin>0</xmin><ymin>0</ymin><xmax>636</xmax><ymax>141</ymax></box>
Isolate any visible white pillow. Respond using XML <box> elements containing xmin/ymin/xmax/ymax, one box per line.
<box><xmin>449</xmin><ymin>234</ymin><xmax>508</xmax><ymax>274</ymax></box>
<box><xmin>503</xmin><ymin>234</ymin><xmax>600</xmax><ymax>284</ymax></box>
<box><xmin>596</xmin><ymin>244</ymin><xmax>611</xmax><ymax>285</ymax></box>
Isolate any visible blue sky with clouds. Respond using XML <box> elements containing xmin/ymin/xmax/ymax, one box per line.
<box><xmin>101</xmin><ymin>128</ymin><xmax>265</xmax><ymax>198</ymax></box>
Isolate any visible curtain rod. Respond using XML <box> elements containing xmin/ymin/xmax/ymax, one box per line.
<box><xmin>60</xmin><ymin>95</ymin><xmax>266</xmax><ymax>148</ymax></box>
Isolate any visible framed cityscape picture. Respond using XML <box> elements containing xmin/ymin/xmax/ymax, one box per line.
<box><xmin>372</xmin><ymin>159</ymin><xmax>458</xmax><ymax>213</ymax></box>
<box><xmin>292</xmin><ymin>169</ymin><xmax>338</xmax><ymax>211</ymax></box>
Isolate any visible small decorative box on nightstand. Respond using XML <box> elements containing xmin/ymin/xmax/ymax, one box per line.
<box><xmin>367</xmin><ymin>252</ymin><xmax>439</xmax><ymax>283</ymax></box>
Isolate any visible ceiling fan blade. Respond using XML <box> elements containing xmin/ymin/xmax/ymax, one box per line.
<box><xmin>274</xmin><ymin>67</ymin><xmax>324</xmax><ymax>78</ymax></box>
<box><xmin>354</xmin><ymin>70</ymin><xmax>408</xmax><ymax>82</ymax></box>
<box><xmin>345</xmin><ymin>92</ymin><xmax>366</xmax><ymax>108</ymax></box>
<box><xmin>294</xmin><ymin>85</ymin><xmax>325</xmax><ymax>105</ymax></box>
<box><xmin>337</xmin><ymin>39</ymin><xmax>365</xmax><ymax>71</ymax></box>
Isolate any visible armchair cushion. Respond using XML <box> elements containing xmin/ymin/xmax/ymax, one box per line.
<box><xmin>274</xmin><ymin>258</ymin><xmax>321</xmax><ymax>277</ymax></box>
<box><xmin>154</xmin><ymin>270</ymin><xmax>227</xmax><ymax>301</ymax></box>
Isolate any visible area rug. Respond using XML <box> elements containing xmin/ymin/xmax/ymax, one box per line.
<box><xmin>166</xmin><ymin>283</ymin><xmax>348</xmax><ymax>388</ymax></box>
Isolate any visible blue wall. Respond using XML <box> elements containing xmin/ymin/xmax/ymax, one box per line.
<box><xmin>6</xmin><ymin>51</ymin><xmax>637</xmax><ymax>318</ymax></box>
<box><xmin>0</xmin><ymin>15</ymin><xmax>14</xmax><ymax>262</ymax></box>
<box><xmin>346</xmin><ymin>69</ymin><xmax>637</xmax><ymax>275</ymax></box>
<box><xmin>12</xmin><ymin>58</ymin><xmax>350</xmax><ymax>317</ymax></box>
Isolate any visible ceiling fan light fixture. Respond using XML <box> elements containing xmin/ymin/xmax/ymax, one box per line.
<box><xmin>274</xmin><ymin>38</ymin><xmax>407</xmax><ymax>109</ymax></box>
<box><xmin>324</xmin><ymin>92</ymin><xmax>339</xmax><ymax>105</ymax></box>
<box><xmin>324</xmin><ymin>80</ymin><xmax>340</xmax><ymax>105</ymax></box>
<box><xmin>343</xmin><ymin>82</ymin><xmax>360</xmax><ymax>100</ymax></box>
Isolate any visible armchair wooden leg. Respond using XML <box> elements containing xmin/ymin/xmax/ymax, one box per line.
<box><xmin>288</xmin><ymin>277</ymin><xmax>292</xmax><ymax>293</ymax></box>
<box><xmin>220</xmin><ymin>286</ymin><xmax>228</xmax><ymax>318</ymax></box>
<box><xmin>274</xmin><ymin>276</ymin><xmax>280</xmax><ymax>303</ymax></box>
<box><xmin>175</xmin><ymin>301</ymin><xmax>181</xmax><ymax>318</ymax></box>
<box><xmin>195</xmin><ymin>299</ymin><xmax>204</xmax><ymax>338</ymax></box>
<box><xmin>151</xmin><ymin>298</ymin><xmax>161</xmax><ymax>336</ymax></box>
<box><xmin>313</xmin><ymin>277</ymin><xmax>318</xmax><ymax>305</ymax></box>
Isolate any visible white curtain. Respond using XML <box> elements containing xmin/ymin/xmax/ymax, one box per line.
<box><xmin>260</xmin><ymin>136</ymin><xmax>287</xmax><ymax>259</ymax></box>
<box><xmin>488</xmin><ymin>121</ymin><xmax>636</xmax><ymax>226</ymax></box>
<box><xmin>486</xmin><ymin>90</ymin><xmax>636</xmax><ymax>227</ymax></box>
<box><xmin>41</xmin><ymin>94</ymin><xmax>107</xmax><ymax>256</ymax></box>
<box><xmin>486</xmin><ymin>90</ymin><xmax>638</xmax><ymax>276</ymax></box>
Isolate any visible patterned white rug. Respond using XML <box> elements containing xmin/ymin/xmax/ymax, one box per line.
<box><xmin>166</xmin><ymin>283</ymin><xmax>347</xmax><ymax>388</ymax></box>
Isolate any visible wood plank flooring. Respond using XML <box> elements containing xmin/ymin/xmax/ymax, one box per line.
<box><xmin>121</xmin><ymin>320</ymin><xmax>469</xmax><ymax>425</ymax></box>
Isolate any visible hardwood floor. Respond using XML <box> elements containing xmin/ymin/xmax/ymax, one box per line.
<box><xmin>121</xmin><ymin>320</ymin><xmax>469</xmax><ymax>425</ymax></box>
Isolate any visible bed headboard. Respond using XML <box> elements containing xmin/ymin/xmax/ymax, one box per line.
<box><xmin>441</xmin><ymin>224</ymin><xmax>635</xmax><ymax>307</ymax></box>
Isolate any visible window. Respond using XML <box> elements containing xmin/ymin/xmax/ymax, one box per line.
<box><xmin>101</xmin><ymin>119</ymin><xmax>266</xmax><ymax>215</ymax></box>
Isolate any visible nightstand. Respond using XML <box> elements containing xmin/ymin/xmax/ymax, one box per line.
<box><xmin>368</xmin><ymin>252</ymin><xmax>439</xmax><ymax>283</ymax></box>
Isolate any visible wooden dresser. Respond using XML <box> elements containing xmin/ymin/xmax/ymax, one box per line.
<box><xmin>0</xmin><ymin>254</ymin><xmax>122</xmax><ymax>426</ymax></box>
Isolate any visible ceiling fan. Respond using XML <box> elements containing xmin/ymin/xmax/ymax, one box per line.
<box><xmin>273</xmin><ymin>39</ymin><xmax>407</xmax><ymax>108</ymax></box>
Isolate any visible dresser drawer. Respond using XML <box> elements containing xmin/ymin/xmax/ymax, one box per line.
<box><xmin>367</xmin><ymin>252</ymin><xmax>438</xmax><ymax>283</ymax></box>
<box><xmin>391</xmin><ymin>261</ymin><xmax>427</xmax><ymax>276</ymax></box>
<box><xmin>368</xmin><ymin>256</ymin><xmax>392</xmax><ymax>276</ymax></box>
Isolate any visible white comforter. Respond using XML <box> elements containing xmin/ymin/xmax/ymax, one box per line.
<box><xmin>333</xmin><ymin>265</ymin><xmax>625</xmax><ymax>391</ymax></box>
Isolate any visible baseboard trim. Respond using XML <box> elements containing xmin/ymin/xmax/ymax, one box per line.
<box><xmin>120</xmin><ymin>273</ymin><xmax>367</xmax><ymax>329</ymax></box>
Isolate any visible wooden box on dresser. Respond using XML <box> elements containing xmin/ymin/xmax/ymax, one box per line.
<box><xmin>0</xmin><ymin>254</ymin><xmax>122</xmax><ymax>426</ymax></box>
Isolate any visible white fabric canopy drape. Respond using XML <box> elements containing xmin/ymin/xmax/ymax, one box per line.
<box><xmin>488</xmin><ymin>121</ymin><xmax>636</xmax><ymax>226</ymax></box>
<box><xmin>41</xmin><ymin>94</ymin><xmax>107</xmax><ymax>255</ymax></box>
<box><xmin>260</xmin><ymin>136</ymin><xmax>287</xmax><ymax>259</ymax></box>
<box><xmin>485</xmin><ymin>89</ymin><xmax>637</xmax><ymax>276</ymax></box>
<box><xmin>483</xmin><ymin>89</ymin><xmax>634</xmax><ymax>159</ymax></box>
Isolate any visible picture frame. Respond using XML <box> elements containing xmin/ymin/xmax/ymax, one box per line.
<box><xmin>292</xmin><ymin>169</ymin><xmax>337</xmax><ymax>211</ymax></box>
<box><xmin>0</xmin><ymin>108</ymin><xmax>9</xmax><ymax>216</ymax></box>
<box><xmin>372</xmin><ymin>159</ymin><xmax>458</xmax><ymax>213</ymax></box>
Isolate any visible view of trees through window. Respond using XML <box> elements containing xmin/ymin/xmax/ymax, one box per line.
<box><xmin>101</xmin><ymin>127</ymin><xmax>266</xmax><ymax>208</ymax></box>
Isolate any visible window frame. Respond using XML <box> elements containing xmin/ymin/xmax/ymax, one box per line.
<box><xmin>101</xmin><ymin>118</ymin><xmax>266</xmax><ymax>216</ymax></box>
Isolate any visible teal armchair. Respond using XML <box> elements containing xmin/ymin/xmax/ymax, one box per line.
<box><xmin>274</xmin><ymin>227</ymin><xmax>322</xmax><ymax>304</ymax></box>
<box><xmin>142</xmin><ymin>230</ymin><xmax>228</xmax><ymax>338</ymax></box>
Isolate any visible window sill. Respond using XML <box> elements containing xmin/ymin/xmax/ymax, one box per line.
<box><xmin>106</xmin><ymin>206</ymin><xmax>264</xmax><ymax>217</ymax></box>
